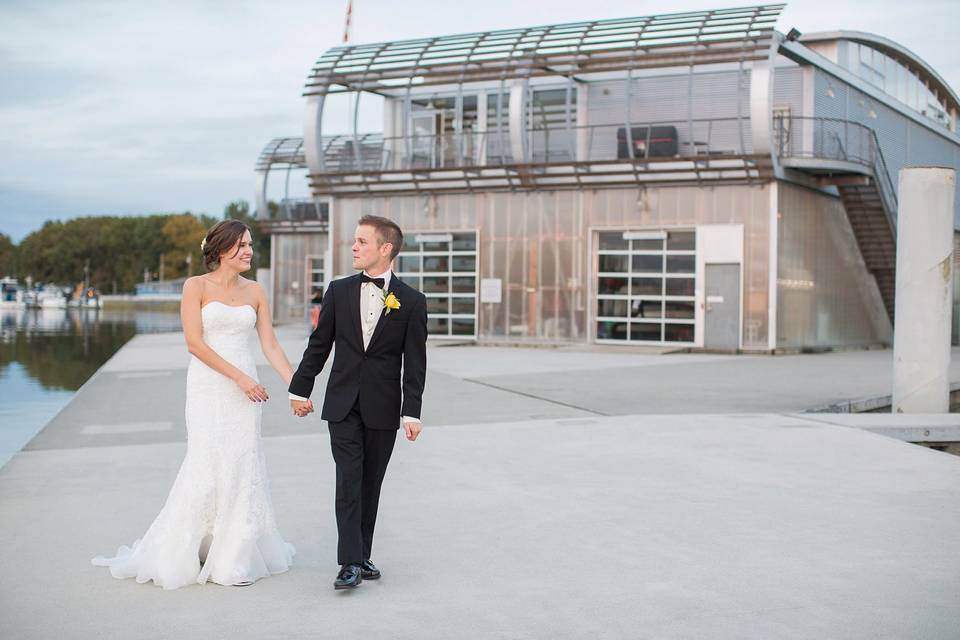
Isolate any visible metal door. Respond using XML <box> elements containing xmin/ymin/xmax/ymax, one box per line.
<box><xmin>704</xmin><ymin>263</ymin><xmax>740</xmax><ymax>350</ymax></box>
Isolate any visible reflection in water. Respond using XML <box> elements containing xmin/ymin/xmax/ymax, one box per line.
<box><xmin>0</xmin><ymin>306</ymin><xmax>183</xmax><ymax>390</ymax></box>
<box><xmin>0</xmin><ymin>305</ymin><xmax>183</xmax><ymax>467</ymax></box>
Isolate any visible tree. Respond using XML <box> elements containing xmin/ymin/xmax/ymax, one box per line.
<box><xmin>18</xmin><ymin>220</ymin><xmax>67</xmax><ymax>283</ymax></box>
<box><xmin>10</xmin><ymin>208</ymin><xmax>272</xmax><ymax>293</ymax></box>
<box><xmin>0</xmin><ymin>233</ymin><xmax>17</xmax><ymax>277</ymax></box>
<box><xmin>161</xmin><ymin>214</ymin><xmax>206</xmax><ymax>279</ymax></box>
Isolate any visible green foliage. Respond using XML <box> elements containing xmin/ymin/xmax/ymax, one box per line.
<box><xmin>161</xmin><ymin>214</ymin><xmax>206</xmax><ymax>279</ymax></box>
<box><xmin>11</xmin><ymin>201</ymin><xmax>272</xmax><ymax>292</ymax></box>
<box><xmin>18</xmin><ymin>215</ymin><xmax>168</xmax><ymax>293</ymax></box>
<box><xmin>0</xmin><ymin>233</ymin><xmax>16</xmax><ymax>277</ymax></box>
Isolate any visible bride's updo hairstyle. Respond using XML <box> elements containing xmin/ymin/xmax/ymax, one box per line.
<box><xmin>202</xmin><ymin>219</ymin><xmax>250</xmax><ymax>271</ymax></box>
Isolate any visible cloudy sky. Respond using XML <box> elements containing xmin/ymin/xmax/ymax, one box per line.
<box><xmin>1</xmin><ymin>0</ymin><xmax>958</xmax><ymax>241</ymax></box>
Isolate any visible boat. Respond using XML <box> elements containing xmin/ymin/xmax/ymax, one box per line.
<box><xmin>0</xmin><ymin>277</ymin><xmax>26</xmax><ymax>308</ymax></box>
<box><xmin>32</xmin><ymin>286</ymin><xmax>69</xmax><ymax>309</ymax></box>
<box><xmin>69</xmin><ymin>286</ymin><xmax>103</xmax><ymax>309</ymax></box>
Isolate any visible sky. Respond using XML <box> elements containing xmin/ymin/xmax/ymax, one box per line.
<box><xmin>1</xmin><ymin>0</ymin><xmax>958</xmax><ymax>242</ymax></box>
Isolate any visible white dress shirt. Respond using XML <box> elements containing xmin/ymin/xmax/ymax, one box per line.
<box><xmin>290</xmin><ymin>269</ymin><xmax>421</xmax><ymax>425</ymax></box>
<box><xmin>360</xmin><ymin>269</ymin><xmax>390</xmax><ymax>350</ymax></box>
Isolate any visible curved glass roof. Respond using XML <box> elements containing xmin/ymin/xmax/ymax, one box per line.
<box><xmin>255</xmin><ymin>137</ymin><xmax>305</xmax><ymax>172</ymax></box>
<box><xmin>305</xmin><ymin>4</ymin><xmax>784</xmax><ymax>95</ymax></box>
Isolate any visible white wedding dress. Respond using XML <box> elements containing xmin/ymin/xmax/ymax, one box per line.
<box><xmin>92</xmin><ymin>301</ymin><xmax>295</xmax><ymax>589</ymax></box>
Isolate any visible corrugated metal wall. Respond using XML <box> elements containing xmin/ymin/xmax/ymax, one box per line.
<box><xmin>772</xmin><ymin>65</ymin><xmax>803</xmax><ymax>115</ymax></box>
<box><xmin>272</xmin><ymin>232</ymin><xmax>327</xmax><ymax>324</ymax></box>
<box><xmin>777</xmin><ymin>182</ymin><xmax>891</xmax><ymax>349</ymax></box>
<box><xmin>332</xmin><ymin>183</ymin><xmax>773</xmax><ymax>349</ymax></box>
<box><xmin>814</xmin><ymin>68</ymin><xmax>960</xmax><ymax>227</ymax></box>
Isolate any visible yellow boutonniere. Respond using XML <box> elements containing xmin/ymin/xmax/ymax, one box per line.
<box><xmin>383</xmin><ymin>291</ymin><xmax>401</xmax><ymax>315</ymax></box>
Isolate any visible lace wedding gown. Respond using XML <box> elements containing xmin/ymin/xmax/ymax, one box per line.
<box><xmin>92</xmin><ymin>301</ymin><xmax>295</xmax><ymax>589</ymax></box>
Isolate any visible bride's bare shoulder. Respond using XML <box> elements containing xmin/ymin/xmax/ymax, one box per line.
<box><xmin>239</xmin><ymin>276</ymin><xmax>264</xmax><ymax>294</ymax></box>
<box><xmin>182</xmin><ymin>276</ymin><xmax>206</xmax><ymax>297</ymax></box>
<box><xmin>238</xmin><ymin>277</ymin><xmax>268</xmax><ymax>310</ymax></box>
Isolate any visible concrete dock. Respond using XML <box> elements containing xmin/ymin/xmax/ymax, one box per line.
<box><xmin>2</xmin><ymin>328</ymin><xmax>959</xmax><ymax>639</ymax></box>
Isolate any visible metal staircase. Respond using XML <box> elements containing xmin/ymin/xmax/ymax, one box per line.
<box><xmin>774</xmin><ymin>116</ymin><xmax>898</xmax><ymax>322</ymax></box>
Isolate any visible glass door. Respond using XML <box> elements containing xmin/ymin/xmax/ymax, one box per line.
<box><xmin>394</xmin><ymin>231</ymin><xmax>478</xmax><ymax>339</ymax></box>
<box><xmin>595</xmin><ymin>229</ymin><xmax>697</xmax><ymax>344</ymax></box>
<box><xmin>410</xmin><ymin>110</ymin><xmax>440</xmax><ymax>168</ymax></box>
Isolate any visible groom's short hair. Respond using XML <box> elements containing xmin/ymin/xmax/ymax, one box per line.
<box><xmin>358</xmin><ymin>215</ymin><xmax>403</xmax><ymax>260</ymax></box>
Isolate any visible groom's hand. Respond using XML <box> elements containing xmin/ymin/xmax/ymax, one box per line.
<box><xmin>291</xmin><ymin>399</ymin><xmax>313</xmax><ymax>417</ymax></box>
<box><xmin>403</xmin><ymin>420</ymin><xmax>422</xmax><ymax>442</ymax></box>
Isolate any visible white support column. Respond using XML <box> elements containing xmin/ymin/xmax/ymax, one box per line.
<box><xmin>748</xmin><ymin>42</ymin><xmax>776</xmax><ymax>156</ymax></box>
<box><xmin>304</xmin><ymin>94</ymin><xmax>326</xmax><ymax>173</ymax></box>
<box><xmin>576</xmin><ymin>84</ymin><xmax>589</xmax><ymax>161</ymax></box>
<box><xmin>476</xmin><ymin>92</ymin><xmax>488</xmax><ymax>165</ymax></box>
<box><xmin>254</xmin><ymin>171</ymin><xmax>269</xmax><ymax>219</ymax></box>
<box><xmin>508</xmin><ymin>79</ymin><xmax>529</xmax><ymax>163</ymax></box>
<box><xmin>893</xmin><ymin>167</ymin><xmax>956</xmax><ymax>413</ymax></box>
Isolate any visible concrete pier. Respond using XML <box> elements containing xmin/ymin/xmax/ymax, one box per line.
<box><xmin>2</xmin><ymin>329</ymin><xmax>959</xmax><ymax>639</ymax></box>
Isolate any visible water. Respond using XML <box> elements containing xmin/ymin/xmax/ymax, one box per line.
<box><xmin>0</xmin><ymin>305</ymin><xmax>183</xmax><ymax>467</ymax></box>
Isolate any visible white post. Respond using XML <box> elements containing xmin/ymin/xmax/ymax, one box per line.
<box><xmin>893</xmin><ymin>167</ymin><xmax>956</xmax><ymax>413</ymax></box>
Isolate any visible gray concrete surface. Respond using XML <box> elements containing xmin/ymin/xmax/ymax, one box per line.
<box><xmin>797</xmin><ymin>412</ymin><xmax>960</xmax><ymax>444</ymax></box>
<box><xmin>2</xmin><ymin>329</ymin><xmax>959</xmax><ymax>638</ymax></box>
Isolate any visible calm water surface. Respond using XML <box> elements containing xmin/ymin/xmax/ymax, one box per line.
<box><xmin>0</xmin><ymin>305</ymin><xmax>183</xmax><ymax>467</ymax></box>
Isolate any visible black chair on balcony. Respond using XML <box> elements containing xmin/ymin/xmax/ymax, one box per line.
<box><xmin>616</xmin><ymin>126</ymin><xmax>679</xmax><ymax>159</ymax></box>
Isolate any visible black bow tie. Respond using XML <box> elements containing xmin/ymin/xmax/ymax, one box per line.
<box><xmin>361</xmin><ymin>274</ymin><xmax>385</xmax><ymax>289</ymax></box>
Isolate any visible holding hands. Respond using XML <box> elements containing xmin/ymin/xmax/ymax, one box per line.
<box><xmin>291</xmin><ymin>398</ymin><xmax>314</xmax><ymax>417</ymax></box>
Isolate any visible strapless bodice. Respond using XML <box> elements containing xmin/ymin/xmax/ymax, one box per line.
<box><xmin>200</xmin><ymin>302</ymin><xmax>256</xmax><ymax>354</ymax></box>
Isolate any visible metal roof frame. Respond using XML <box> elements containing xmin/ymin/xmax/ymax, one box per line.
<box><xmin>304</xmin><ymin>4</ymin><xmax>785</xmax><ymax>96</ymax></box>
<box><xmin>255</xmin><ymin>137</ymin><xmax>306</xmax><ymax>171</ymax></box>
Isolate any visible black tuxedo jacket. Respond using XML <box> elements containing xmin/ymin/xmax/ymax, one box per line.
<box><xmin>288</xmin><ymin>272</ymin><xmax>427</xmax><ymax>429</ymax></box>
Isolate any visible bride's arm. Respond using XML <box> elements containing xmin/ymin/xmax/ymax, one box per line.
<box><xmin>253</xmin><ymin>284</ymin><xmax>295</xmax><ymax>386</ymax></box>
<box><xmin>181</xmin><ymin>277</ymin><xmax>268</xmax><ymax>402</ymax></box>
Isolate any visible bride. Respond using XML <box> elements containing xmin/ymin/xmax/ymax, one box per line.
<box><xmin>92</xmin><ymin>220</ymin><xmax>304</xmax><ymax>589</ymax></box>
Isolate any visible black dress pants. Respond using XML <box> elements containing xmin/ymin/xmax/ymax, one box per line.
<box><xmin>328</xmin><ymin>400</ymin><xmax>398</xmax><ymax>566</ymax></box>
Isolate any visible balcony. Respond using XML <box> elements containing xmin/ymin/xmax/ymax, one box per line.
<box><xmin>308</xmin><ymin>118</ymin><xmax>771</xmax><ymax>195</ymax></box>
<box><xmin>256</xmin><ymin>198</ymin><xmax>329</xmax><ymax>233</ymax></box>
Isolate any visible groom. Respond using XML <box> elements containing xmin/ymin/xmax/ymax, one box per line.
<box><xmin>289</xmin><ymin>215</ymin><xmax>427</xmax><ymax>590</ymax></box>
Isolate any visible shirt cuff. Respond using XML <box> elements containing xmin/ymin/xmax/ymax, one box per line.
<box><xmin>401</xmin><ymin>416</ymin><xmax>421</xmax><ymax>424</ymax></box>
<box><xmin>289</xmin><ymin>393</ymin><xmax>309</xmax><ymax>401</ymax></box>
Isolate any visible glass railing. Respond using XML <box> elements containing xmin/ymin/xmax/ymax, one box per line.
<box><xmin>315</xmin><ymin>117</ymin><xmax>755</xmax><ymax>173</ymax></box>
<box><xmin>265</xmin><ymin>198</ymin><xmax>329</xmax><ymax>223</ymax></box>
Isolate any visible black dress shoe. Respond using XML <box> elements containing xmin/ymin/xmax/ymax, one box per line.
<box><xmin>360</xmin><ymin>559</ymin><xmax>380</xmax><ymax>580</ymax></box>
<box><xmin>334</xmin><ymin>564</ymin><xmax>363</xmax><ymax>590</ymax></box>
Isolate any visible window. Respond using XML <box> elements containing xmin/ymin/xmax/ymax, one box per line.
<box><xmin>307</xmin><ymin>254</ymin><xmax>325</xmax><ymax>303</ymax></box>
<box><xmin>596</xmin><ymin>230</ymin><xmax>697</xmax><ymax>344</ymax></box>
<box><xmin>845</xmin><ymin>42</ymin><xmax>951</xmax><ymax>129</ymax></box>
<box><xmin>395</xmin><ymin>231</ymin><xmax>478</xmax><ymax>338</ymax></box>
